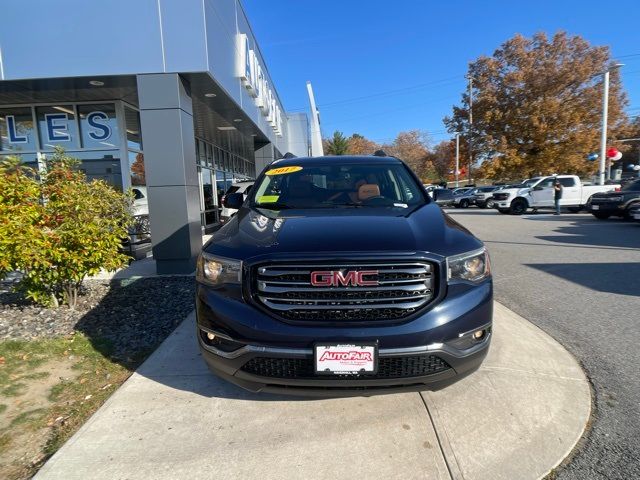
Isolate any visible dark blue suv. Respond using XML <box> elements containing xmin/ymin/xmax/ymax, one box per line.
<box><xmin>196</xmin><ymin>155</ymin><xmax>492</xmax><ymax>396</ymax></box>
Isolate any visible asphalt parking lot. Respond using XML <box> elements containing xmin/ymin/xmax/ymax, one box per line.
<box><xmin>446</xmin><ymin>208</ymin><xmax>640</xmax><ymax>479</ymax></box>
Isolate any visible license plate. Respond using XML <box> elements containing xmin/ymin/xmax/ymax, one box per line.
<box><xmin>592</xmin><ymin>205</ymin><xmax>599</xmax><ymax>210</ymax></box>
<box><xmin>315</xmin><ymin>343</ymin><xmax>377</xmax><ymax>375</ymax></box>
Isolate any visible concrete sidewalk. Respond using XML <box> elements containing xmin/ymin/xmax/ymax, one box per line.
<box><xmin>35</xmin><ymin>302</ymin><xmax>590</xmax><ymax>480</ymax></box>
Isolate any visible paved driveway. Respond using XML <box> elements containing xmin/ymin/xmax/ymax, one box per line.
<box><xmin>36</xmin><ymin>303</ymin><xmax>589</xmax><ymax>480</ymax></box>
<box><xmin>446</xmin><ymin>209</ymin><xmax>640</xmax><ymax>479</ymax></box>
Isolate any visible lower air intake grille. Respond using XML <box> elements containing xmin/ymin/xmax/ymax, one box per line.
<box><xmin>241</xmin><ymin>355</ymin><xmax>451</xmax><ymax>380</ymax></box>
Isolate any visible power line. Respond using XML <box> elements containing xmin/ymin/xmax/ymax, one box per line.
<box><xmin>286</xmin><ymin>73</ymin><xmax>465</xmax><ymax>112</ymax></box>
<box><xmin>320</xmin><ymin>93</ymin><xmax>459</xmax><ymax>128</ymax></box>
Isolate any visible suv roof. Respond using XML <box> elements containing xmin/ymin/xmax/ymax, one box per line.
<box><xmin>269</xmin><ymin>155</ymin><xmax>402</xmax><ymax>168</ymax></box>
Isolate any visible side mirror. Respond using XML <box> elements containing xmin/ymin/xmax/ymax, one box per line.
<box><xmin>533</xmin><ymin>186</ymin><xmax>544</xmax><ymax>191</ymax></box>
<box><xmin>223</xmin><ymin>192</ymin><xmax>244</xmax><ymax>209</ymax></box>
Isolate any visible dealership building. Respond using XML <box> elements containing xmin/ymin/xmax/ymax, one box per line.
<box><xmin>0</xmin><ymin>0</ymin><xmax>309</xmax><ymax>273</ymax></box>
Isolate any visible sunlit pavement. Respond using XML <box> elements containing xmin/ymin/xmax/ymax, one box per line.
<box><xmin>35</xmin><ymin>301</ymin><xmax>589</xmax><ymax>480</ymax></box>
<box><xmin>445</xmin><ymin>208</ymin><xmax>640</xmax><ymax>479</ymax></box>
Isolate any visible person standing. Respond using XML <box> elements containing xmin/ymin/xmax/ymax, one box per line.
<box><xmin>553</xmin><ymin>179</ymin><xmax>563</xmax><ymax>215</ymax></box>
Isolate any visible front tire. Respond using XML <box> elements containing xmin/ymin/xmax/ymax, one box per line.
<box><xmin>460</xmin><ymin>199</ymin><xmax>470</xmax><ymax>208</ymax></box>
<box><xmin>510</xmin><ymin>198</ymin><xmax>528</xmax><ymax>215</ymax></box>
<box><xmin>485</xmin><ymin>199</ymin><xmax>496</xmax><ymax>209</ymax></box>
<box><xmin>592</xmin><ymin>212</ymin><xmax>611</xmax><ymax>220</ymax></box>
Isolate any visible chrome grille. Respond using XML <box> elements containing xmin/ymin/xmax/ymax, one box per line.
<box><xmin>254</xmin><ymin>262</ymin><xmax>435</xmax><ymax>322</ymax></box>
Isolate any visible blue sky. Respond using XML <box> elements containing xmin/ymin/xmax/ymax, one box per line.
<box><xmin>243</xmin><ymin>0</ymin><xmax>640</xmax><ymax>146</ymax></box>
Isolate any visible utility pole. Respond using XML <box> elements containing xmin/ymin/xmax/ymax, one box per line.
<box><xmin>467</xmin><ymin>76</ymin><xmax>473</xmax><ymax>184</ymax></box>
<box><xmin>598</xmin><ymin>63</ymin><xmax>624</xmax><ymax>185</ymax></box>
<box><xmin>598</xmin><ymin>71</ymin><xmax>609</xmax><ymax>186</ymax></box>
<box><xmin>306</xmin><ymin>81</ymin><xmax>324</xmax><ymax>157</ymax></box>
<box><xmin>455</xmin><ymin>133</ymin><xmax>460</xmax><ymax>187</ymax></box>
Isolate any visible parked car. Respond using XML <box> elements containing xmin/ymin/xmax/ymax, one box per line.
<box><xmin>131</xmin><ymin>186</ymin><xmax>148</xmax><ymax>216</ymax></box>
<box><xmin>492</xmin><ymin>175</ymin><xmax>619</xmax><ymax>215</ymax></box>
<box><xmin>452</xmin><ymin>188</ymin><xmax>478</xmax><ymax>208</ymax></box>
<box><xmin>431</xmin><ymin>188</ymin><xmax>455</xmax><ymax>207</ymax></box>
<box><xmin>220</xmin><ymin>181</ymin><xmax>254</xmax><ymax>223</ymax></box>
<box><xmin>122</xmin><ymin>186</ymin><xmax>152</xmax><ymax>260</ymax></box>
<box><xmin>587</xmin><ymin>179</ymin><xmax>640</xmax><ymax>220</ymax></box>
<box><xmin>451</xmin><ymin>187</ymin><xmax>474</xmax><ymax>196</ymax></box>
<box><xmin>197</xmin><ymin>154</ymin><xmax>492</xmax><ymax>396</ymax></box>
<box><xmin>474</xmin><ymin>186</ymin><xmax>502</xmax><ymax>208</ymax></box>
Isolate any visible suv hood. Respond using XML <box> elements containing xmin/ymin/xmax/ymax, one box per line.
<box><xmin>206</xmin><ymin>204</ymin><xmax>482</xmax><ymax>260</ymax></box>
<box><xmin>497</xmin><ymin>187</ymin><xmax>530</xmax><ymax>196</ymax></box>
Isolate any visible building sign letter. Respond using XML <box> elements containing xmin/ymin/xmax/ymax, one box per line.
<box><xmin>6</xmin><ymin>115</ymin><xmax>27</xmax><ymax>143</ymax></box>
<box><xmin>87</xmin><ymin>111</ymin><xmax>111</xmax><ymax>140</ymax></box>
<box><xmin>45</xmin><ymin>113</ymin><xmax>70</xmax><ymax>142</ymax></box>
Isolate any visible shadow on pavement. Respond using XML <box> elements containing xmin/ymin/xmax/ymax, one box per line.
<box><xmin>525</xmin><ymin>262</ymin><xmax>640</xmax><ymax>297</ymax></box>
<box><xmin>516</xmin><ymin>215</ymin><xmax>640</xmax><ymax>250</ymax></box>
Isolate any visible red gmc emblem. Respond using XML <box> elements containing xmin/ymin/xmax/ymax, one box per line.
<box><xmin>310</xmin><ymin>270</ymin><xmax>379</xmax><ymax>287</ymax></box>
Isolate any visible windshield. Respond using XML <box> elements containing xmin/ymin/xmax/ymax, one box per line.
<box><xmin>621</xmin><ymin>180</ymin><xmax>640</xmax><ymax>192</ymax></box>
<box><xmin>251</xmin><ymin>163</ymin><xmax>426</xmax><ymax>209</ymax></box>
<box><xmin>522</xmin><ymin>178</ymin><xmax>542</xmax><ymax>188</ymax></box>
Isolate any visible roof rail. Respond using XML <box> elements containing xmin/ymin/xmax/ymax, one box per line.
<box><xmin>282</xmin><ymin>152</ymin><xmax>297</xmax><ymax>159</ymax></box>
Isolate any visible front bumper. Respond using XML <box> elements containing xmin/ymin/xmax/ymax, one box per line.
<box><xmin>196</xmin><ymin>279</ymin><xmax>493</xmax><ymax>396</ymax></box>
<box><xmin>588</xmin><ymin>202</ymin><xmax>624</xmax><ymax>214</ymax></box>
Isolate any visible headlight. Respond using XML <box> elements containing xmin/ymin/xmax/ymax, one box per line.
<box><xmin>447</xmin><ymin>247</ymin><xmax>491</xmax><ymax>283</ymax></box>
<box><xmin>196</xmin><ymin>253</ymin><xmax>241</xmax><ymax>286</ymax></box>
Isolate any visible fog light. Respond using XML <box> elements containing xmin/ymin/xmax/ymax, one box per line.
<box><xmin>472</xmin><ymin>330</ymin><xmax>485</xmax><ymax>340</ymax></box>
<box><xmin>206</xmin><ymin>332</ymin><xmax>216</xmax><ymax>341</ymax></box>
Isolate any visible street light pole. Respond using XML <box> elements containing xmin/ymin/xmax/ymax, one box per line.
<box><xmin>598</xmin><ymin>70</ymin><xmax>610</xmax><ymax>186</ymax></box>
<box><xmin>468</xmin><ymin>76</ymin><xmax>473</xmax><ymax>184</ymax></box>
<box><xmin>455</xmin><ymin>133</ymin><xmax>460</xmax><ymax>187</ymax></box>
<box><xmin>598</xmin><ymin>63</ymin><xmax>624</xmax><ymax>185</ymax></box>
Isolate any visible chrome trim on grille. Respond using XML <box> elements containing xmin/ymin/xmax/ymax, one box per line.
<box><xmin>258</xmin><ymin>297</ymin><xmax>431</xmax><ymax>311</ymax></box>
<box><xmin>254</xmin><ymin>261</ymin><xmax>435</xmax><ymax>321</ymax></box>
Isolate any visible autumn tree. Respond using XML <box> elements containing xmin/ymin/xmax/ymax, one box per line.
<box><xmin>347</xmin><ymin>133</ymin><xmax>380</xmax><ymax>155</ymax></box>
<box><xmin>429</xmin><ymin>140</ymin><xmax>457</xmax><ymax>181</ymax></box>
<box><xmin>444</xmin><ymin>32</ymin><xmax>629</xmax><ymax>179</ymax></box>
<box><xmin>130</xmin><ymin>152</ymin><xmax>146</xmax><ymax>186</ymax></box>
<box><xmin>324</xmin><ymin>131</ymin><xmax>350</xmax><ymax>155</ymax></box>
<box><xmin>383</xmin><ymin>130</ymin><xmax>432</xmax><ymax>178</ymax></box>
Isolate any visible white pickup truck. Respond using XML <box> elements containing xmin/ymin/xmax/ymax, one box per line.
<box><xmin>492</xmin><ymin>175</ymin><xmax>619</xmax><ymax>215</ymax></box>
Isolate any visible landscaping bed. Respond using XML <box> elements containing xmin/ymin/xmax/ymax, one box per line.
<box><xmin>0</xmin><ymin>277</ymin><xmax>195</xmax><ymax>480</ymax></box>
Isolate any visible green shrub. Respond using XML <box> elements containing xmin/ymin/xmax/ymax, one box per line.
<box><xmin>0</xmin><ymin>148</ymin><xmax>133</xmax><ymax>308</ymax></box>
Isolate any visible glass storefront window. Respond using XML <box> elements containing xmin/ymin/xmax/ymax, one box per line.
<box><xmin>78</xmin><ymin>104</ymin><xmax>119</xmax><ymax>149</ymax></box>
<box><xmin>197</xmin><ymin>139</ymin><xmax>206</xmax><ymax>165</ymax></box>
<box><xmin>201</xmin><ymin>168</ymin><xmax>217</xmax><ymax>225</ymax></box>
<box><xmin>36</xmin><ymin>105</ymin><xmax>79</xmax><ymax>150</ymax></box>
<box><xmin>0</xmin><ymin>107</ymin><xmax>37</xmax><ymax>152</ymax></box>
<box><xmin>76</xmin><ymin>152</ymin><xmax>122</xmax><ymax>190</ymax></box>
<box><xmin>214</xmin><ymin>147</ymin><xmax>221</xmax><ymax>170</ymax></box>
<box><xmin>206</xmin><ymin>143</ymin><xmax>214</xmax><ymax>167</ymax></box>
<box><xmin>128</xmin><ymin>151</ymin><xmax>146</xmax><ymax>186</ymax></box>
<box><xmin>125</xmin><ymin>107</ymin><xmax>142</xmax><ymax>150</ymax></box>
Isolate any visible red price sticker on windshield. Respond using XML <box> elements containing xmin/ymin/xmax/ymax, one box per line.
<box><xmin>265</xmin><ymin>166</ymin><xmax>303</xmax><ymax>176</ymax></box>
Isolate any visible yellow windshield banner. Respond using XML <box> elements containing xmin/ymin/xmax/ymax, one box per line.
<box><xmin>265</xmin><ymin>166</ymin><xmax>303</xmax><ymax>176</ymax></box>
<box><xmin>258</xmin><ymin>195</ymin><xmax>280</xmax><ymax>203</ymax></box>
